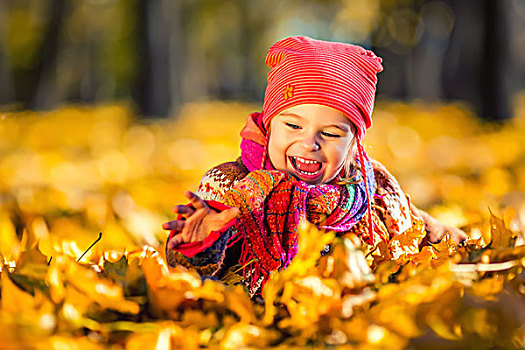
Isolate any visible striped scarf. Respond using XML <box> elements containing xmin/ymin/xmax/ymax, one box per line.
<box><xmin>223</xmin><ymin>159</ymin><xmax>375</xmax><ymax>291</ymax></box>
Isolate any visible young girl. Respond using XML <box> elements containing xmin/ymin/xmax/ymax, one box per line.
<box><xmin>163</xmin><ymin>36</ymin><xmax>466</xmax><ymax>295</ymax></box>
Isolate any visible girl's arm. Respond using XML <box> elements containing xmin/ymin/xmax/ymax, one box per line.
<box><xmin>410</xmin><ymin>205</ymin><xmax>467</xmax><ymax>245</ymax></box>
<box><xmin>370</xmin><ymin>159</ymin><xmax>467</xmax><ymax>245</ymax></box>
<box><xmin>164</xmin><ymin>160</ymin><xmax>249</xmax><ymax>273</ymax></box>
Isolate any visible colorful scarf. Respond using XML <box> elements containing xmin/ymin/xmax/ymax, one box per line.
<box><xmin>224</xmin><ymin>169</ymin><xmax>374</xmax><ymax>290</ymax></box>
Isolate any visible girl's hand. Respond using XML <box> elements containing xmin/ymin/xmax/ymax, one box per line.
<box><xmin>163</xmin><ymin>191</ymin><xmax>239</xmax><ymax>249</ymax></box>
<box><xmin>420</xmin><ymin>222</ymin><xmax>468</xmax><ymax>246</ymax></box>
<box><xmin>414</xmin><ymin>207</ymin><xmax>468</xmax><ymax>246</ymax></box>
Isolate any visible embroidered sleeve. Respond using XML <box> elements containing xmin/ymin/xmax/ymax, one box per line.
<box><xmin>166</xmin><ymin>159</ymin><xmax>249</xmax><ymax>274</ymax></box>
<box><xmin>370</xmin><ymin>159</ymin><xmax>413</xmax><ymax>236</ymax></box>
<box><xmin>196</xmin><ymin>159</ymin><xmax>249</xmax><ymax>202</ymax></box>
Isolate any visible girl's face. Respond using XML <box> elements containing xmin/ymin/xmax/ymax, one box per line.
<box><xmin>267</xmin><ymin>104</ymin><xmax>356</xmax><ymax>185</ymax></box>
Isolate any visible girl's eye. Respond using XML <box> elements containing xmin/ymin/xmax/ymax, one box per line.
<box><xmin>321</xmin><ymin>131</ymin><xmax>341</xmax><ymax>138</ymax></box>
<box><xmin>285</xmin><ymin>123</ymin><xmax>301</xmax><ymax>130</ymax></box>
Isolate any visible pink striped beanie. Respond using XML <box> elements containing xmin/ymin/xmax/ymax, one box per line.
<box><xmin>261</xmin><ymin>36</ymin><xmax>383</xmax><ymax>139</ymax></box>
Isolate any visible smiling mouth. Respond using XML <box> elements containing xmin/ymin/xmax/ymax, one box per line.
<box><xmin>289</xmin><ymin>156</ymin><xmax>323</xmax><ymax>176</ymax></box>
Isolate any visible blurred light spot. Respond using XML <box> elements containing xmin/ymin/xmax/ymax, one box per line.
<box><xmin>155</xmin><ymin>327</ymin><xmax>172</xmax><ymax>350</ymax></box>
<box><xmin>440</xmin><ymin>174</ymin><xmax>466</xmax><ymax>202</ymax></box>
<box><xmin>112</xmin><ymin>192</ymin><xmax>135</xmax><ymax>217</ymax></box>
<box><xmin>39</xmin><ymin>313</ymin><xmax>56</xmax><ymax>331</ymax></box>
<box><xmin>517</xmin><ymin>164</ymin><xmax>525</xmax><ymax>192</ymax></box>
<box><xmin>367</xmin><ymin>324</ymin><xmax>386</xmax><ymax>343</ymax></box>
<box><xmin>95</xmin><ymin>282</ymin><xmax>114</xmax><ymax>296</ymax></box>
<box><xmin>387</xmin><ymin>126</ymin><xmax>421</xmax><ymax>158</ymax></box>
<box><xmin>403</xmin><ymin>176</ymin><xmax>436</xmax><ymax>207</ymax></box>
<box><xmin>51</xmin><ymin>162</ymin><xmax>93</xmax><ymax>190</ymax></box>
<box><xmin>97</xmin><ymin>150</ymin><xmax>130</xmax><ymax>184</ymax></box>
<box><xmin>32</xmin><ymin>217</ymin><xmax>50</xmax><ymax>240</ymax></box>
<box><xmin>123</xmin><ymin>125</ymin><xmax>156</xmax><ymax>163</ymax></box>
<box><xmin>84</xmin><ymin>194</ymin><xmax>109</xmax><ymax>228</ymax></box>
<box><xmin>124</xmin><ymin>209</ymin><xmax>163</xmax><ymax>246</ymax></box>
<box><xmin>421</xmin><ymin>1</ymin><xmax>455</xmax><ymax>40</ymax></box>
<box><xmin>296</xmin><ymin>276</ymin><xmax>334</xmax><ymax>297</ymax></box>
<box><xmin>63</xmin><ymin>303</ymin><xmax>80</xmax><ymax>321</ymax></box>
<box><xmin>386</xmin><ymin>9</ymin><xmax>424</xmax><ymax>47</ymax></box>
<box><xmin>60</xmin><ymin>239</ymin><xmax>83</xmax><ymax>258</ymax></box>
<box><xmin>429</xmin><ymin>204</ymin><xmax>467</xmax><ymax>228</ymax></box>
<box><xmin>460</xmin><ymin>139</ymin><xmax>494</xmax><ymax>172</ymax></box>
<box><xmin>89</xmin><ymin>119</ymin><xmax>123</xmax><ymax>155</ymax></box>
<box><xmin>333</xmin><ymin>0</ymin><xmax>379</xmax><ymax>42</ymax></box>
<box><xmin>481</xmin><ymin>168</ymin><xmax>512</xmax><ymax>196</ymax></box>
<box><xmin>427</xmin><ymin>136</ymin><xmax>461</xmax><ymax>169</ymax></box>
<box><xmin>168</xmin><ymin>138</ymin><xmax>205</xmax><ymax>170</ymax></box>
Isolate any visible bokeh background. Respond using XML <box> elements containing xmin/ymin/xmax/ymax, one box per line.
<box><xmin>0</xmin><ymin>0</ymin><xmax>524</xmax><ymax>252</ymax></box>
<box><xmin>1</xmin><ymin>0</ymin><xmax>524</xmax><ymax>119</ymax></box>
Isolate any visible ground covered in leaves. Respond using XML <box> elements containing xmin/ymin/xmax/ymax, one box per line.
<box><xmin>1</xmin><ymin>98</ymin><xmax>525</xmax><ymax>349</ymax></box>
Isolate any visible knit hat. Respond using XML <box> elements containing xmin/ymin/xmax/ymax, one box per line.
<box><xmin>260</xmin><ymin>36</ymin><xmax>383</xmax><ymax>139</ymax></box>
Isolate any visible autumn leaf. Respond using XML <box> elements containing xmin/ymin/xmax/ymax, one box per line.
<box><xmin>388</xmin><ymin>218</ymin><xmax>427</xmax><ymax>264</ymax></box>
<box><xmin>1</xmin><ymin>269</ymin><xmax>56</xmax><ymax>336</ymax></box>
<box><xmin>0</xmin><ymin>212</ymin><xmax>20</xmax><ymax>261</ymax></box>
<box><xmin>100</xmin><ymin>252</ymin><xmax>147</xmax><ymax>297</ymax></box>
<box><xmin>125</xmin><ymin>323</ymin><xmax>200</xmax><ymax>350</ymax></box>
<box><xmin>488</xmin><ymin>210</ymin><xmax>516</xmax><ymax>248</ymax></box>
<box><xmin>62</xmin><ymin>255</ymin><xmax>140</xmax><ymax>315</ymax></box>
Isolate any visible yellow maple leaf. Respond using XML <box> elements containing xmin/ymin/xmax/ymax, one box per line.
<box><xmin>488</xmin><ymin>210</ymin><xmax>516</xmax><ymax>248</ymax></box>
<box><xmin>1</xmin><ymin>269</ymin><xmax>56</xmax><ymax>335</ymax></box>
<box><xmin>63</xmin><ymin>255</ymin><xmax>140</xmax><ymax>315</ymax></box>
<box><xmin>388</xmin><ymin>220</ymin><xmax>427</xmax><ymax>264</ymax></box>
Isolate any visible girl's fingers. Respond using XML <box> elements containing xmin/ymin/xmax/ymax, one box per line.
<box><xmin>451</xmin><ymin>228</ymin><xmax>468</xmax><ymax>245</ymax></box>
<box><xmin>185</xmin><ymin>191</ymin><xmax>206</xmax><ymax>210</ymax></box>
<box><xmin>162</xmin><ymin>220</ymin><xmax>185</xmax><ymax>231</ymax></box>
<box><xmin>173</xmin><ymin>205</ymin><xmax>195</xmax><ymax>216</ymax></box>
<box><xmin>167</xmin><ymin>234</ymin><xmax>185</xmax><ymax>249</ymax></box>
<box><xmin>206</xmin><ymin>207</ymin><xmax>239</xmax><ymax>231</ymax></box>
<box><xmin>217</xmin><ymin>207</ymin><xmax>240</xmax><ymax>223</ymax></box>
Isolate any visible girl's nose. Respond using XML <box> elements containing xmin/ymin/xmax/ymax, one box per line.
<box><xmin>300</xmin><ymin>133</ymin><xmax>320</xmax><ymax>151</ymax></box>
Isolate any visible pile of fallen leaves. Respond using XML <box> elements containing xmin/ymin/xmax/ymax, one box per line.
<box><xmin>1</xmin><ymin>97</ymin><xmax>525</xmax><ymax>348</ymax></box>
<box><xmin>1</xmin><ymin>216</ymin><xmax>523</xmax><ymax>349</ymax></box>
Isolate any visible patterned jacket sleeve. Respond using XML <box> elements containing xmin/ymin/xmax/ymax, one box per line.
<box><xmin>165</xmin><ymin>159</ymin><xmax>249</xmax><ymax>276</ymax></box>
<box><xmin>370</xmin><ymin>159</ymin><xmax>413</xmax><ymax>236</ymax></box>
<box><xmin>369</xmin><ymin>158</ymin><xmax>467</xmax><ymax>244</ymax></box>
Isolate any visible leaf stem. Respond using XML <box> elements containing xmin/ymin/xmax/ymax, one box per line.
<box><xmin>77</xmin><ymin>232</ymin><xmax>102</xmax><ymax>262</ymax></box>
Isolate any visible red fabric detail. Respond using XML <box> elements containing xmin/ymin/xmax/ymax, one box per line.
<box><xmin>168</xmin><ymin>200</ymin><xmax>236</xmax><ymax>258</ymax></box>
<box><xmin>261</xmin><ymin>36</ymin><xmax>383</xmax><ymax>139</ymax></box>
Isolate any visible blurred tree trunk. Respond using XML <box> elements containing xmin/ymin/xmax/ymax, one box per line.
<box><xmin>238</xmin><ymin>0</ymin><xmax>256</xmax><ymax>100</ymax></box>
<box><xmin>480</xmin><ymin>0</ymin><xmax>511</xmax><ymax>121</ymax></box>
<box><xmin>0</xmin><ymin>50</ymin><xmax>13</xmax><ymax>104</ymax></box>
<box><xmin>168</xmin><ymin>0</ymin><xmax>183</xmax><ymax>116</ymax></box>
<box><xmin>29</xmin><ymin>0</ymin><xmax>67</xmax><ymax>109</ymax></box>
<box><xmin>0</xmin><ymin>0</ymin><xmax>14</xmax><ymax>104</ymax></box>
<box><xmin>136</xmin><ymin>0</ymin><xmax>182</xmax><ymax>117</ymax></box>
<box><xmin>443</xmin><ymin>0</ymin><xmax>511</xmax><ymax>120</ymax></box>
